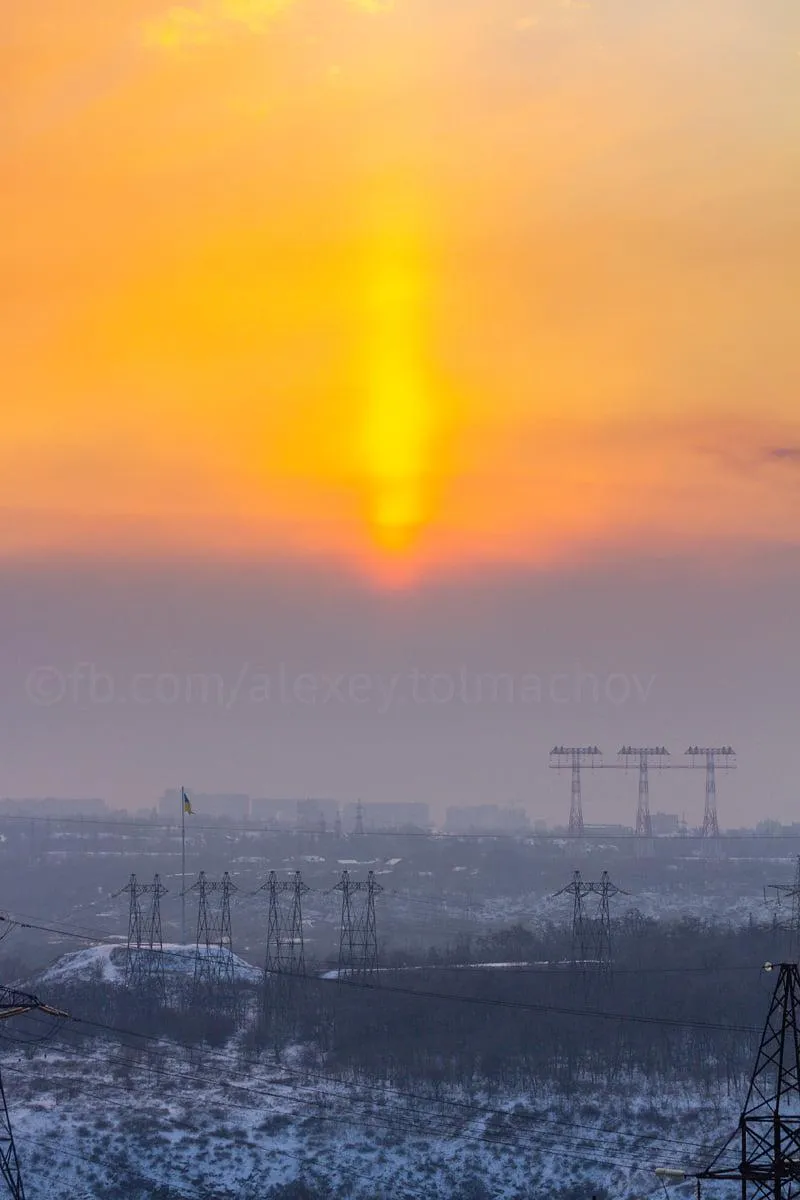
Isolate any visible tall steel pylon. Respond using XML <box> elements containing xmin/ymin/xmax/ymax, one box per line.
<box><xmin>590</xmin><ymin>871</ymin><xmax>628</xmax><ymax>977</ymax></box>
<box><xmin>553</xmin><ymin>870</ymin><xmax>591</xmax><ymax>967</ymax></box>
<box><xmin>113</xmin><ymin>874</ymin><xmax>168</xmax><ymax>1004</ymax></box>
<box><xmin>354</xmin><ymin>800</ymin><xmax>365</xmax><ymax>837</ymax></box>
<box><xmin>699</xmin><ymin>962</ymin><xmax>800</xmax><ymax>1198</ymax></box>
<box><xmin>260</xmin><ymin>870</ymin><xmax>309</xmax><ymax>978</ymax></box>
<box><xmin>188</xmin><ymin>871</ymin><xmax>238</xmax><ymax>1010</ymax></box>
<box><xmin>549</xmin><ymin>747</ymin><xmax>602</xmax><ymax>836</ymax></box>
<box><xmin>686</xmin><ymin>745</ymin><xmax>736</xmax><ymax>846</ymax></box>
<box><xmin>554</xmin><ymin>871</ymin><xmax>628</xmax><ymax>976</ymax></box>
<box><xmin>114</xmin><ymin>873</ymin><xmax>145</xmax><ymax>986</ymax></box>
<box><xmin>335</xmin><ymin>870</ymin><xmax>382</xmax><ymax>981</ymax></box>
<box><xmin>618</xmin><ymin>746</ymin><xmax>669</xmax><ymax>851</ymax></box>
<box><xmin>0</xmin><ymin>988</ymin><xmax>68</xmax><ymax>1200</ymax></box>
<box><xmin>766</xmin><ymin>857</ymin><xmax>800</xmax><ymax>963</ymax></box>
<box><xmin>259</xmin><ymin>870</ymin><xmax>309</xmax><ymax>1040</ymax></box>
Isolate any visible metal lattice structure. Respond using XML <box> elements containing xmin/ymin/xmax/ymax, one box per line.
<box><xmin>188</xmin><ymin>871</ymin><xmax>238</xmax><ymax>1009</ymax></box>
<box><xmin>618</xmin><ymin>746</ymin><xmax>669</xmax><ymax>847</ymax></box>
<box><xmin>700</xmin><ymin>962</ymin><xmax>800</xmax><ymax>1198</ymax></box>
<box><xmin>260</xmin><ymin>871</ymin><xmax>309</xmax><ymax>978</ymax></box>
<box><xmin>591</xmin><ymin>871</ymin><xmax>628</xmax><ymax>977</ymax></box>
<box><xmin>766</xmin><ymin>858</ymin><xmax>800</xmax><ymax>963</ymax></box>
<box><xmin>0</xmin><ymin>988</ymin><xmax>68</xmax><ymax>1200</ymax></box>
<box><xmin>335</xmin><ymin>870</ymin><xmax>382</xmax><ymax>981</ymax></box>
<box><xmin>554</xmin><ymin>870</ymin><xmax>591</xmax><ymax>967</ymax></box>
<box><xmin>354</xmin><ymin>800</ymin><xmax>365</xmax><ymax>837</ymax></box>
<box><xmin>554</xmin><ymin>871</ymin><xmax>628</xmax><ymax>975</ymax></box>
<box><xmin>686</xmin><ymin>746</ymin><xmax>736</xmax><ymax>843</ymax></box>
<box><xmin>549</xmin><ymin>747</ymin><xmax>602</xmax><ymax>836</ymax></box>
<box><xmin>113</xmin><ymin>874</ymin><xmax>168</xmax><ymax>1003</ymax></box>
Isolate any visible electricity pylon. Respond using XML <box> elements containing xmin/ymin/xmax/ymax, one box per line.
<box><xmin>766</xmin><ymin>857</ymin><xmax>800</xmax><ymax>963</ymax></box>
<box><xmin>553</xmin><ymin>870</ymin><xmax>591</xmax><ymax>967</ymax></box>
<box><xmin>0</xmin><ymin>988</ymin><xmax>68</xmax><ymax>1200</ymax></box>
<box><xmin>260</xmin><ymin>870</ymin><xmax>309</xmax><ymax>978</ymax></box>
<box><xmin>590</xmin><ymin>871</ymin><xmax>628</xmax><ymax>977</ymax></box>
<box><xmin>258</xmin><ymin>870</ymin><xmax>309</xmax><ymax>1043</ymax></box>
<box><xmin>699</xmin><ymin>962</ymin><xmax>800</xmax><ymax>1198</ymax></box>
<box><xmin>618</xmin><ymin>746</ymin><xmax>669</xmax><ymax>853</ymax></box>
<box><xmin>188</xmin><ymin>871</ymin><xmax>238</xmax><ymax>1012</ymax></box>
<box><xmin>114</xmin><ymin>874</ymin><xmax>145</xmax><ymax>987</ymax></box>
<box><xmin>335</xmin><ymin>870</ymin><xmax>382</xmax><ymax>981</ymax></box>
<box><xmin>554</xmin><ymin>871</ymin><xmax>628</xmax><ymax>976</ymax></box>
<box><xmin>685</xmin><ymin>746</ymin><xmax>736</xmax><ymax>846</ymax></box>
<box><xmin>549</xmin><ymin>747</ymin><xmax>602</xmax><ymax>836</ymax></box>
<box><xmin>113</xmin><ymin>874</ymin><xmax>168</xmax><ymax>1004</ymax></box>
<box><xmin>354</xmin><ymin>800</ymin><xmax>365</xmax><ymax>836</ymax></box>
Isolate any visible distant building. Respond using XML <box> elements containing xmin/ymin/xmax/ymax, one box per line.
<box><xmin>250</xmin><ymin>798</ymin><xmax>297</xmax><ymax>825</ymax></box>
<box><xmin>651</xmin><ymin>812</ymin><xmax>680</xmax><ymax>836</ymax></box>
<box><xmin>159</xmin><ymin>790</ymin><xmax>250</xmax><ymax>819</ymax></box>
<box><xmin>342</xmin><ymin>801</ymin><xmax>431</xmax><ymax>832</ymax></box>
<box><xmin>296</xmin><ymin>798</ymin><xmax>340</xmax><ymax>830</ymax></box>
<box><xmin>444</xmin><ymin>805</ymin><xmax>530</xmax><ymax>835</ymax></box>
<box><xmin>249</xmin><ymin>798</ymin><xmax>340</xmax><ymax>827</ymax></box>
<box><xmin>0</xmin><ymin>797</ymin><xmax>108</xmax><ymax>817</ymax></box>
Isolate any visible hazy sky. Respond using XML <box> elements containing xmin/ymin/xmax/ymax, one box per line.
<box><xmin>2</xmin><ymin>0</ymin><xmax>799</xmax><ymax>820</ymax></box>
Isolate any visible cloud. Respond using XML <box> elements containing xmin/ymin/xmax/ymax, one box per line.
<box><xmin>766</xmin><ymin>446</ymin><xmax>800</xmax><ymax>464</ymax></box>
<box><xmin>142</xmin><ymin>0</ymin><xmax>295</xmax><ymax>47</ymax></box>
<box><xmin>142</xmin><ymin>0</ymin><xmax>390</xmax><ymax>48</ymax></box>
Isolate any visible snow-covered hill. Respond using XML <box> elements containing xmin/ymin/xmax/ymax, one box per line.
<box><xmin>35</xmin><ymin>942</ymin><xmax>262</xmax><ymax>988</ymax></box>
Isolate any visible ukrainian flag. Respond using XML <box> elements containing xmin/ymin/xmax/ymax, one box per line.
<box><xmin>182</xmin><ymin>787</ymin><xmax>193</xmax><ymax>815</ymax></box>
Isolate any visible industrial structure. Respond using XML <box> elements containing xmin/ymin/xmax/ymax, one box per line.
<box><xmin>188</xmin><ymin>871</ymin><xmax>238</xmax><ymax>1012</ymax></box>
<box><xmin>553</xmin><ymin>869</ymin><xmax>628</xmax><ymax>976</ymax></box>
<box><xmin>685</xmin><ymin>745</ymin><xmax>737</xmax><ymax>845</ymax></box>
<box><xmin>114</xmin><ymin>873</ymin><xmax>167</xmax><ymax>1005</ymax></box>
<box><xmin>335</xmin><ymin>870</ymin><xmax>382</xmax><ymax>981</ymax></box>
<box><xmin>698</xmin><ymin>962</ymin><xmax>800</xmax><ymax>1198</ymax></box>
<box><xmin>0</xmin><ymin>988</ymin><xmax>67</xmax><ymax>1200</ymax></box>
<box><xmin>548</xmin><ymin>746</ymin><xmax>603</xmax><ymax>836</ymax></box>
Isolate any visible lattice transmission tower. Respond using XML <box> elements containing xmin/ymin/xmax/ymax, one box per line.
<box><xmin>258</xmin><ymin>870</ymin><xmax>309</xmax><ymax>1040</ymax></box>
<box><xmin>699</xmin><ymin>962</ymin><xmax>800</xmax><ymax>1198</ymax></box>
<box><xmin>685</xmin><ymin>745</ymin><xmax>736</xmax><ymax>845</ymax></box>
<box><xmin>549</xmin><ymin>747</ymin><xmax>602</xmax><ymax>836</ymax></box>
<box><xmin>113</xmin><ymin>873</ymin><xmax>168</xmax><ymax>1005</ymax></box>
<box><xmin>591</xmin><ymin>870</ymin><xmax>628</xmax><ymax>977</ymax></box>
<box><xmin>554</xmin><ymin>870</ymin><xmax>628</xmax><ymax>975</ymax></box>
<box><xmin>618</xmin><ymin>746</ymin><xmax>669</xmax><ymax>851</ymax></box>
<box><xmin>553</xmin><ymin>870</ymin><xmax>591</xmax><ymax>967</ymax></box>
<box><xmin>188</xmin><ymin>871</ymin><xmax>238</xmax><ymax>1011</ymax></box>
<box><xmin>766</xmin><ymin>857</ymin><xmax>800</xmax><ymax>963</ymax></box>
<box><xmin>0</xmin><ymin>988</ymin><xmax>67</xmax><ymax>1200</ymax></box>
<box><xmin>335</xmin><ymin>870</ymin><xmax>382</xmax><ymax>981</ymax></box>
<box><xmin>260</xmin><ymin>870</ymin><xmax>309</xmax><ymax>978</ymax></box>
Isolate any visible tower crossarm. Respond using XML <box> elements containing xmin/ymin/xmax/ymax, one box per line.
<box><xmin>617</xmin><ymin>746</ymin><xmax>670</xmax><ymax>767</ymax></box>
<box><xmin>0</xmin><ymin>989</ymin><xmax>68</xmax><ymax>1021</ymax></box>
<box><xmin>549</xmin><ymin>746</ymin><xmax>603</xmax><ymax>769</ymax></box>
<box><xmin>684</xmin><ymin>745</ymin><xmax>737</xmax><ymax>767</ymax></box>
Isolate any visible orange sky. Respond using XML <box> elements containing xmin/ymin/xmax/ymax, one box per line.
<box><xmin>3</xmin><ymin>0</ymin><xmax>799</xmax><ymax>582</ymax></box>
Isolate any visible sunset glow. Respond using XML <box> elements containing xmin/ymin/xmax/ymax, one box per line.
<box><xmin>3</xmin><ymin>0</ymin><xmax>799</xmax><ymax>581</ymax></box>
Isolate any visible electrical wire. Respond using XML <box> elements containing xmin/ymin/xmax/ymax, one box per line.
<box><xmin>0</xmin><ymin>908</ymin><xmax>767</xmax><ymax>1036</ymax></box>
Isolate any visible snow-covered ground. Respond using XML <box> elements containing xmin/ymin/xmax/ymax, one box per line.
<box><xmin>37</xmin><ymin>942</ymin><xmax>262</xmax><ymax>988</ymax></box>
<box><xmin>7</xmin><ymin>1039</ymin><xmax>737</xmax><ymax>1200</ymax></box>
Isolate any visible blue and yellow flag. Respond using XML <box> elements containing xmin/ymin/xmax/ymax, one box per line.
<box><xmin>181</xmin><ymin>787</ymin><xmax>193</xmax><ymax>815</ymax></box>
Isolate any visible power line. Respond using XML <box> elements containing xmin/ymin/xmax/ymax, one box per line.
<box><xmin>0</xmin><ymin>909</ymin><xmax>769</xmax><ymax>1035</ymax></box>
<box><xmin>2</xmin><ymin>810</ymin><xmax>799</xmax><ymax>841</ymax></box>
<box><xmin>13</xmin><ymin>1006</ymin><xmax>718</xmax><ymax>1171</ymax></box>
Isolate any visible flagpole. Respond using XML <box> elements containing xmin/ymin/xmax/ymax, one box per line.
<box><xmin>181</xmin><ymin>787</ymin><xmax>186</xmax><ymax>945</ymax></box>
